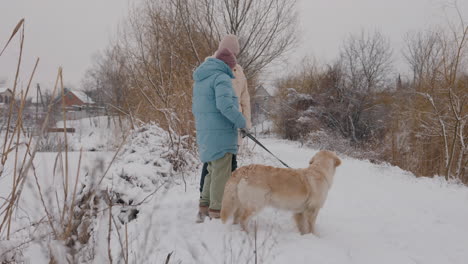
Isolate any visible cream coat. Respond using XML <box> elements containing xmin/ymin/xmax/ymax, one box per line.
<box><xmin>231</xmin><ymin>64</ymin><xmax>252</xmax><ymax>129</ymax></box>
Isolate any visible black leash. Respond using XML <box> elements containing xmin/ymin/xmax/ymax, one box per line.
<box><xmin>243</xmin><ymin>131</ymin><xmax>291</xmax><ymax>168</ymax></box>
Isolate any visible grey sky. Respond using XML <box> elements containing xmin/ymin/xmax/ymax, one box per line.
<box><xmin>0</xmin><ymin>0</ymin><xmax>129</xmax><ymax>91</ymax></box>
<box><xmin>293</xmin><ymin>0</ymin><xmax>468</xmax><ymax>69</ymax></box>
<box><xmin>0</xmin><ymin>0</ymin><xmax>467</xmax><ymax>91</ymax></box>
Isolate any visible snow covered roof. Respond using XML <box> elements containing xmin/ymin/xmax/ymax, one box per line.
<box><xmin>255</xmin><ymin>85</ymin><xmax>272</xmax><ymax>97</ymax></box>
<box><xmin>71</xmin><ymin>90</ymin><xmax>95</xmax><ymax>104</ymax></box>
<box><xmin>0</xmin><ymin>87</ymin><xmax>12</xmax><ymax>94</ymax></box>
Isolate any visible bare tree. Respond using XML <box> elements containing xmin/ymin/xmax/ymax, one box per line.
<box><xmin>83</xmin><ymin>47</ymin><xmax>129</xmax><ymax>114</ymax></box>
<box><xmin>174</xmin><ymin>0</ymin><xmax>298</xmax><ymax>78</ymax></box>
<box><xmin>83</xmin><ymin>0</ymin><xmax>299</xmax><ymax>141</ymax></box>
<box><xmin>403</xmin><ymin>30</ymin><xmax>444</xmax><ymax>86</ymax></box>
<box><xmin>402</xmin><ymin>7</ymin><xmax>468</xmax><ymax>180</ymax></box>
<box><xmin>335</xmin><ymin>30</ymin><xmax>393</xmax><ymax>142</ymax></box>
<box><xmin>341</xmin><ymin>30</ymin><xmax>393</xmax><ymax>93</ymax></box>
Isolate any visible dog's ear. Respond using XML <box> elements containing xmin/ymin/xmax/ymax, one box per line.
<box><xmin>334</xmin><ymin>156</ymin><xmax>342</xmax><ymax>167</ymax></box>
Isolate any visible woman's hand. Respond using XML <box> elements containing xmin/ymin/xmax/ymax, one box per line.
<box><xmin>239</xmin><ymin>128</ymin><xmax>250</xmax><ymax>138</ymax></box>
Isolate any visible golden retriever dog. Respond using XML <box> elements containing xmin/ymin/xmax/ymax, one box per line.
<box><xmin>220</xmin><ymin>150</ymin><xmax>341</xmax><ymax>235</ymax></box>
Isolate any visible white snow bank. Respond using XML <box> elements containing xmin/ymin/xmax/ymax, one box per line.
<box><xmin>2</xmin><ymin>123</ymin><xmax>197</xmax><ymax>262</ymax></box>
<box><xmin>4</xmin><ymin>127</ymin><xmax>467</xmax><ymax>264</ymax></box>
<box><xmin>52</xmin><ymin>116</ymin><xmax>128</xmax><ymax>151</ymax></box>
<box><xmin>120</xmin><ymin>137</ymin><xmax>468</xmax><ymax>264</ymax></box>
<box><xmin>0</xmin><ymin>150</ymin><xmax>114</xmax><ymax>263</ymax></box>
<box><xmin>99</xmin><ymin>123</ymin><xmax>198</xmax><ymax>206</ymax></box>
<box><xmin>79</xmin><ymin>123</ymin><xmax>199</xmax><ymax>262</ymax></box>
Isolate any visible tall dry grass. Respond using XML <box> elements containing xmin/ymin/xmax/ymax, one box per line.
<box><xmin>0</xmin><ymin>19</ymin><xmax>130</xmax><ymax>263</ymax></box>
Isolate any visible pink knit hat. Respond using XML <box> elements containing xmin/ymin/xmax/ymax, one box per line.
<box><xmin>216</xmin><ymin>48</ymin><xmax>237</xmax><ymax>69</ymax></box>
<box><xmin>216</xmin><ymin>34</ymin><xmax>240</xmax><ymax>56</ymax></box>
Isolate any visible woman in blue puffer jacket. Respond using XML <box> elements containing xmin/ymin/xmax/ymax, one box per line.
<box><xmin>192</xmin><ymin>48</ymin><xmax>246</xmax><ymax>222</ymax></box>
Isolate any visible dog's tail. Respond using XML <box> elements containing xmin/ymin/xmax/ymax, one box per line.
<box><xmin>221</xmin><ymin>172</ymin><xmax>241</xmax><ymax>223</ymax></box>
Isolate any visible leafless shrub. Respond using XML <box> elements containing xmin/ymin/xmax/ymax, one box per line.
<box><xmin>274</xmin><ymin>30</ymin><xmax>393</xmax><ymax>146</ymax></box>
<box><xmin>83</xmin><ymin>0</ymin><xmax>298</xmax><ymax>152</ymax></box>
<box><xmin>391</xmin><ymin>6</ymin><xmax>468</xmax><ymax>181</ymax></box>
<box><xmin>273</xmin><ymin>7</ymin><xmax>467</xmax><ymax>182</ymax></box>
<box><xmin>0</xmin><ymin>19</ymin><xmax>130</xmax><ymax>263</ymax></box>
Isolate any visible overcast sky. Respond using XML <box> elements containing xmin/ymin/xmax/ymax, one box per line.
<box><xmin>0</xmin><ymin>0</ymin><xmax>130</xmax><ymax>90</ymax></box>
<box><xmin>295</xmin><ymin>0</ymin><xmax>468</xmax><ymax>67</ymax></box>
<box><xmin>0</xmin><ymin>0</ymin><xmax>467</xmax><ymax>91</ymax></box>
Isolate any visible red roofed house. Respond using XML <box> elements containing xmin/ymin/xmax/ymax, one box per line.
<box><xmin>55</xmin><ymin>88</ymin><xmax>95</xmax><ymax>107</ymax></box>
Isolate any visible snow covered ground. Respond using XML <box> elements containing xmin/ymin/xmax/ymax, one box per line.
<box><xmin>121</xmin><ymin>138</ymin><xmax>468</xmax><ymax>264</ymax></box>
<box><xmin>2</xmin><ymin>125</ymin><xmax>467</xmax><ymax>263</ymax></box>
<box><xmin>0</xmin><ymin>149</ymin><xmax>114</xmax><ymax>262</ymax></box>
<box><xmin>54</xmin><ymin>116</ymin><xmax>129</xmax><ymax>151</ymax></box>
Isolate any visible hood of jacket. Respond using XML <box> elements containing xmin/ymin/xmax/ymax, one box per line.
<box><xmin>193</xmin><ymin>58</ymin><xmax>234</xmax><ymax>82</ymax></box>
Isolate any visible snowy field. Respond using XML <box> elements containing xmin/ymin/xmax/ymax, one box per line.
<box><xmin>118</xmin><ymin>138</ymin><xmax>468</xmax><ymax>264</ymax></box>
<box><xmin>1</xmin><ymin>126</ymin><xmax>467</xmax><ymax>263</ymax></box>
<box><xmin>54</xmin><ymin>115</ymin><xmax>129</xmax><ymax>151</ymax></box>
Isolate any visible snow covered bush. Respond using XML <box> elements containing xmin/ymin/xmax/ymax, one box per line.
<box><xmin>78</xmin><ymin>123</ymin><xmax>198</xmax><ymax>262</ymax></box>
<box><xmin>272</xmin><ymin>88</ymin><xmax>318</xmax><ymax>141</ymax></box>
<box><xmin>0</xmin><ymin>121</ymin><xmax>198</xmax><ymax>263</ymax></box>
<box><xmin>100</xmin><ymin>123</ymin><xmax>197</xmax><ymax>206</ymax></box>
<box><xmin>41</xmin><ymin>123</ymin><xmax>197</xmax><ymax>262</ymax></box>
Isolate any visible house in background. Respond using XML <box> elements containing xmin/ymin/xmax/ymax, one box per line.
<box><xmin>56</xmin><ymin>88</ymin><xmax>95</xmax><ymax>107</ymax></box>
<box><xmin>0</xmin><ymin>87</ymin><xmax>13</xmax><ymax>104</ymax></box>
<box><xmin>252</xmin><ymin>85</ymin><xmax>274</xmax><ymax>130</ymax></box>
<box><xmin>53</xmin><ymin>88</ymin><xmax>100</xmax><ymax>120</ymax></box>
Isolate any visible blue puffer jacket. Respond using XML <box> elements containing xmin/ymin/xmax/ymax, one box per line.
<box><xmin>192</xmin><ymin>58</ymin><xmax>246</xmax><ymax>163</ymax></box>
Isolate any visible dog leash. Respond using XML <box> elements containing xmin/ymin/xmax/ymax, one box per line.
<box><xmin>242</xmin><ymin>131</ymin><xmax>291</xmax><ymax>168</ymax></box>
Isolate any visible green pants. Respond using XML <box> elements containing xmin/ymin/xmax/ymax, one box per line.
<box><xmin>200</xmin><ymin>153</ymin><xmax>233</xmax><ymax>210</ymax></box>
